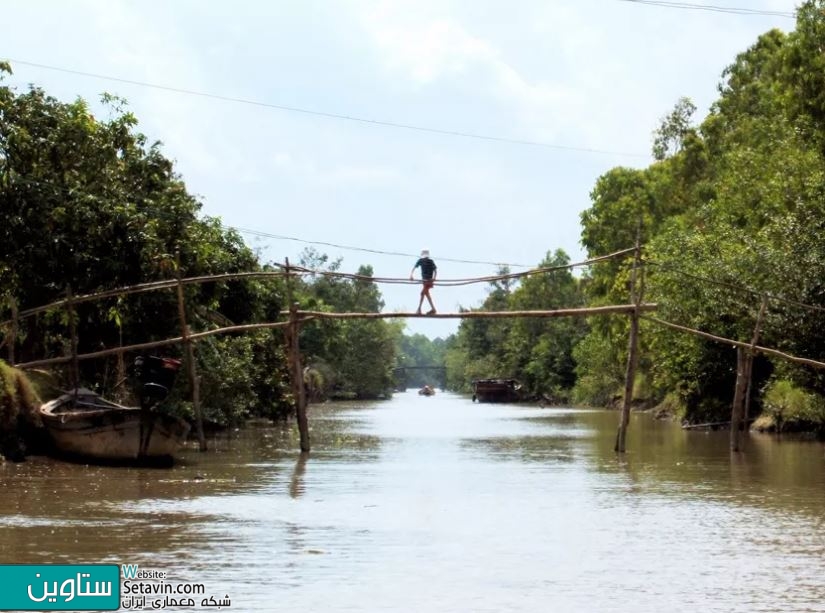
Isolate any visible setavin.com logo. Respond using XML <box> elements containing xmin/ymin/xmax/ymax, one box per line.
<box><xmin>0</xmin><ymin>564</ymin><xmax>120</xmax><ymax>611</ymax></box>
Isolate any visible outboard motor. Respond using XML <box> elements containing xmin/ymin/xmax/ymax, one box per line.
<box><xmin>132</xmin><ymin>356</ymin><xmax>182</xmax><ymax>410</ymax></box>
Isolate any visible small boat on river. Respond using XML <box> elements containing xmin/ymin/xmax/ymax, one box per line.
<box><xmin>471</xmin><ymin>378</ymin><xmax>522</xmax><ymax>403</ymax></box>
<box><xmin>39</xmin><ymin>356</ymin><xmax>190</xmax><ymax>463</ymax></box>
<box><xmin>418</xmin><ymin>385</ymin><xmax>436</xmax><ymax>396</ymax></box>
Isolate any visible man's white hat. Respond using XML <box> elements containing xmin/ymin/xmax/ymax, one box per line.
<box><xmin>421</xmin><ymin>249</ymin><xmax>430</xmax><ymax>257</ymax></box>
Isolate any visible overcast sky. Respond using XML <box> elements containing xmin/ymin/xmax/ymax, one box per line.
<box><xmin>2</xmin><ymin>0</ymin><xmax>799</xmax><ymax>338</ymax></box>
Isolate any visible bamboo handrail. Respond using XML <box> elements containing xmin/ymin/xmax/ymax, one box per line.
<box><xmin>4</xmin><ymin>271</ymin><xmax>293</xmax><ymax>325</ymax></box>
<box><xmin>642</xmin><ymin>315</ymin><xmax>825</xmax><ymax>370</ymax></box>
<box><xmin>288</xmin><ymin>304</ymin><xmax>658</xmax><ymax>320</ymax></box>
<box><xmin>1</xmin><ymin>247</ymin><xmax>637</xmax><ymax>326</ymax></box>
<box><xmin>14</xmin><ymin>320</ymin><xmax>296</xmax><ymax>370</ymax></box>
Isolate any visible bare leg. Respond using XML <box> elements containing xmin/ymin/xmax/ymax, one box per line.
<box><xmin>424</xmin><ymin>288</ymin><xmax>436</xmax><ymax>313</ymax></box>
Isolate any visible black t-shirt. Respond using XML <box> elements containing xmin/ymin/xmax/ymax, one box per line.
<box><xmin>415</xmin><ymin>257</ymin><xmax>437</xmax><ymax>280</ymax></box>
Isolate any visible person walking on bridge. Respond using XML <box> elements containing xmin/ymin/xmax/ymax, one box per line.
<box><xmin>410</xmin><ymin>249</ymin><xmax>437</xmax><ymax>315</ymax></box>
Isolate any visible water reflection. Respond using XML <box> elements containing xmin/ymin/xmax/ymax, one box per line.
<box><xmin>1</xmin><ymin>392</ymin><xmax>825</xmax><ymax>611</ymax></box>
<box><xmin>289</xmin><ymin>453</ymin><xmax>309</xmax><ymax>499</ymax></box>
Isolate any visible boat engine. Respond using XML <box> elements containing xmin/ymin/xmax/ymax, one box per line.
<box><xmin>132</xmin><ymin>356</ymin><xmax>182</xmax><ymax>410</ymax></box>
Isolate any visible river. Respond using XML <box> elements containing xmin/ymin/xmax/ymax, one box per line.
<box><xmin>2</xmin><ymin>391</ymin><xmax>825</xmax><ymax>612</ymax></box>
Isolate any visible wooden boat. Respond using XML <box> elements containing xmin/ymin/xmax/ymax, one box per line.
<box><xmin>39</xmin><ymin>356</ymin><xmax>189</xmax><ymax>463</ymax></box>
<box><xmin>471</xmin><ymin>378</ymin><xmax>522</xmax><ymax>403</ymax></box>
<box><xmin>40</xmin><ymin>388</ymin><xmax>190</xmax><ymax>462</ymax></box>
<box><xmin>418</xmin><ymin>385</ymin><xmax>436</xmax><ymax>396</ymax></box>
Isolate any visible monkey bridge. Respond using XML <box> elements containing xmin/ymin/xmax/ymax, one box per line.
<box><xmin>4</xmin><ymin>243</ymin><xmax>824</xmax><ymax>457</ymax></box>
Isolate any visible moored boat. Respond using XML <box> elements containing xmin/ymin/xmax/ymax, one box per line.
<box><xmin>39</xmin><ymin>356</ymin><xmax>189</xmax><ymax>463</ymax></box>
<box><xmin>40</xmin><ymin>389</ymin><xmax>190</xmax><ymax>462</ymax></box>
<box><xmin>471</xmin><ymin>378</ymin><xmax>522</xmax><ymax>403</ymax></box>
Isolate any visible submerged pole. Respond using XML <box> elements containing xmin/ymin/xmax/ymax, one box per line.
<box><xmin>733</xmin><ymin>296</ymin><xmax>768</xmax><ymax>452</ymax></box>
<box><xmin>285</xmin><ymin>258</ymin><xmax>310</xmax><ymax>453</ymax></box>
<box><xmin>176</xmin><ymin>254</ymin><xmax>206</xmax><ymax>451</ymax></box>
<box><xmin>615</xmin><ymin>230</ymin><xmax>642</xmax><ymax>453</ymax></box>
<box><xmin>730</xmin><ymin>346</ymin><xmax>748</xmax><ymax>452</ymax></box>
<box><xmin>742</xmin><ymin>296</ymin><xmax>768</xmax><ymax>430</ymax></box>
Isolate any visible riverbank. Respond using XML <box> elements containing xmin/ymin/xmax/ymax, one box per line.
<box><xmin>0</xmin><ymin>361</ymin><xmax>45</xmax><ymax>461</ymax></box>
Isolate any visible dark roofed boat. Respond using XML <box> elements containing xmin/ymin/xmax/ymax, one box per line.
<box><xmin>471</xmin><ymin>378</ymin><xmax>522</xmax><ymax>403</ymax></box>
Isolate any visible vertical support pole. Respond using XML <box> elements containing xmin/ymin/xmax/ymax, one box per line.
<box><xmin>742</xmin><ymin>296</ymin><xmax>768</xmax><ymax>428</ymax></box>
<box><xmin>615</xmin><ymin>230</ymin><xmax>642</xmax><ymax>453</ymax></box>
<box><xmin>7</xmin><ymin>297</ymin><xmax>17</xmax><ymax>365</ymax></box>
<box><xmin>176</xmin><ymin>254</ymin><xmax>206</xmax><ymax>451</ymax></box>
<box><xmin>66</xmin><ymin>286</ymin><xmax>80</xmax><ymax>393</ymax></box>
<box><xmin>285</xmin><ymin>258</ymin><xmax>310</xmax><ymax>453</ymax></box>
<box><xmin>730</xmin><ymin>346</ymin><xmax>748</xmax><ymax>452</ymax></box>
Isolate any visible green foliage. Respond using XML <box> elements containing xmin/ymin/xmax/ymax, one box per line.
<box><xmin>445</xmin><ymin>250</ymin><xmax>586</xmax><ymax>400</ymax></box>
<box><xmin>294</xmin><ymin>253</ymin><xmax>399</xmax><ymax>400</ymax></box>
<box><xmin>571</xmin><ymin>329</ymin><xmax>623</xmax><ymax>407</ymax></box>
<box><xmin>575</xmin><ymin>3</ymin><xmax>825</xmax><ymax>426</ymax></box>
<box><xmin>760</xmin><ymin>379</ymin><xmax>825</xmax><ymax>433</ymax></box>
<box><xmin>0</xmin><ymin>360</ymin><xmax>43</xmax><ymax>459</ymax></box>
<box><xmin>396</xmin><ymin>333</ymin><xmax>447</xmax><ymax>388</ymax></box>
<box><xmin>0</xmin><ymin>75</ymin><xmax>396</xmax><ymax>425</ymax></box>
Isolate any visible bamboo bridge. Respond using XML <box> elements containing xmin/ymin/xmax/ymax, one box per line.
<box><xmin>3</xmin><ymin>243</ymin><xmax>824</xmax><ymax>457</ymax></box>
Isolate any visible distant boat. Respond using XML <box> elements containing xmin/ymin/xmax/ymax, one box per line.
<box><xmin>39</xmin><ymin>356</ymin><xmax>190</xmax><ymax>463</ymax></box>
<box><xmin>471</xmin><ymin>379</ymin><xmax>522</xmax><ymax>403</ymax></box>
<box><xmin>418</xmin><ymin>385</ymin><xmax>436</xmax><ymax>396</ymax></box>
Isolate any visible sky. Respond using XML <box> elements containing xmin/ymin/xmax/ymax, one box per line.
<box><xmin>1</xmin><ymin>0</ymin><xmax>800</xmax><ymax>339</ymax></box>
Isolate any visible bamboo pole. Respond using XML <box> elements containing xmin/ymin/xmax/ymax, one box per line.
<box><xmin>15</xmin><ymin>305</ymin><xmax>649</xmax><ymax>370</ymax></box>
<box><xmin>7</xmin><ymin>298</ymin><xmax>17</xmax><ymax>365</ymax></box>
<box><xmin>66</xmin><ymin>286</ymin><xmax>80</xmax><ymax>393</ymax></box>
<box><xmin>4</xmin><ymin>271</ymin><xmax>292</xmax><ymax>326</ymax></box>
<box><xmin>0</xmin><ymin>247</ymin><xmax>637</xmax><ymax>328</ymax></box>
<box><xmin>286</xmin><ymin>304</ymin><xmax>657</xmax><ymax>320</ymax></box>
<box><xmin>742</xmin><ymin>296</ymin><xmax>768</xmax><ymax>428</ymax></box>
<box><xmin>730</xmin><ymin>347</ymin><xmax>748</xmax><ymax>452</ymax></box>
<box><xmin>13</xmin><ymin>320</ymin><xmax>297</xmax><ymax>370</ymax></box>
<box><xmin>285</xmin><ymin>258</ymin><xmax>310</xmax><ymax>453</ymax></box>
<box><xmin>615</xmin><ymin>233</ymin><xmax>642</xmax><ymax>453</ymax></box>
<box><xmin>641</xmin><ymin>316</ymin><xmax>825</xmax><ymax>370</ymax></box>
<box><xmin>176</xmin><ymin>256</ymin><xmax>206</xmax><ymax>451</ymax></box>
<box><xmin>290</xmin><ymin>302</ymin><xmax>310</xmax><ymax>453</ymax></box>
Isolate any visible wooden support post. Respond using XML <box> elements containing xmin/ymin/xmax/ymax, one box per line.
<box><xmin>7</xmin><ymin>298</ymin><xmax>17</xmax><ymax>365</ymax></box>
<box><xmin>285</xmin><ymin>258</ymin><xmax>310</xmax><ymax>453</ymax></box>
<box><xmin>732</xmin><ymin>296</ymin><xmax>768</xmax><ymax>452</ymax></box>
<box><xmin>615</xmin><ymin>231</ymin><xmax>642</xmax><ymax>453</ymax></box>
<box><xmin>742</xmin><ymin>296</ymin><xmax>768</xmax><ymax>428</ymax></box>
<box><xmin>176</xmin><ymin>255</ymin><xmax>206</xmax><ymax>451</ymax></box>
<box><xmin>66</xmin><ymin>286</ymin><xmax>80</xmax><ymax>392</ymax></box>
<box><xmin>730</xmin><ymin>346</ymin><xmax>748</xmax><ymax>452</ymax></box>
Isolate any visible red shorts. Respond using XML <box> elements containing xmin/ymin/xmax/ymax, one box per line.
<box><xmin>422</xmin><ymin>279</ymin><xmax>434</xmax><ymax>290</ymax></box>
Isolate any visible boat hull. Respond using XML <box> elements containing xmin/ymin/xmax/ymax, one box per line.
<box><xmin>471</xmin><ymin>379</ymin><xmax>522</xmax><ymax>403</ymax></box>
<box><xmin>40</xmin><ymin>390</ymin><xmax>190</xmax><ymax>462</ymax></box>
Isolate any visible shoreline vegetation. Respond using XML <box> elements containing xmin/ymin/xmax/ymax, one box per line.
<box><xmin>5</xmin><ymin>1</ymin><xmax>825</xmax><ymax>461</ymax></box>
<box><xmin>0</xmin><ymin>361</ymin><xmax>45</xmax><ymax>461</ymax></box>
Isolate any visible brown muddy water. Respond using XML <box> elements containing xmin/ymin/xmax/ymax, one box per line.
<box><xmin>2</xmin><ymin>391</ymin><xmax>825</xmax><ymax>612</ymax></box>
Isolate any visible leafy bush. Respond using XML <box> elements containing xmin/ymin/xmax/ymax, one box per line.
<box><xmin>760</xmin><ymin>379</ymin><xmax>825</xmax><ymax>433</ymax></box>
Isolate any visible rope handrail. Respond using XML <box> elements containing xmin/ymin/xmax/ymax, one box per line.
<box><xmin>279</xmin><ymin>247</ymin><xmax>637</xmax><ymax>287</ymax></box>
